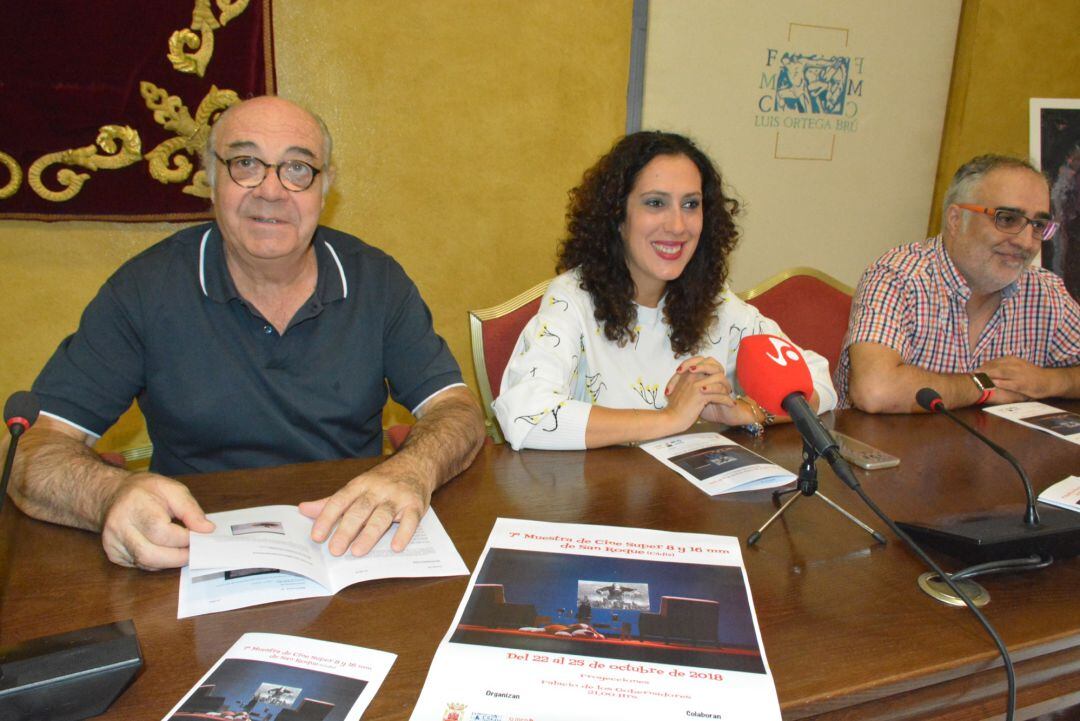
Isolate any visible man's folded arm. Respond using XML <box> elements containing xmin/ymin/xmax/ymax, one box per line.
<box><xmin>396</xmin><ymin>384</ymin><xmax>487</xmax><ymax>489</ymax></box>
<box><xmin>5</xmin><ymin>415</ymin><xmax>213</xmax><ymax>570</ymax></box>
<box><xmin>6</xmin><ymin>416</ymin><xmax>128</xmax><ymax>530</ymax></box>
<box><xmin>846</xmin><ymin>342</ymin><xmax>1024</xmax><ymax>413</ymax></box>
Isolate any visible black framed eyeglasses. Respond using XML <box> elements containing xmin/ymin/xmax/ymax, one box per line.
<box><xmin>955</xmin><ymin>204</ymin><xmax>1059</xmax><ymax>241</ymax></box>
<box><xmin>215</xmin><ymin>153</ymin><xmax>322</xmax><ymax>192</ymax></box>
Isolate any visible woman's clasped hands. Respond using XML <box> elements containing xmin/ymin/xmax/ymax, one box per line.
<box><xmin>662</xmin><ymin>356</ymin><xmax>758</xmax><ymax>429</ymax></box>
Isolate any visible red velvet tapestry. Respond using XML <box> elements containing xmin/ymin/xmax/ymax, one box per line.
<box><xmin>0</xmin><ymin>0</ymin><xmax>275</xmax><ymax>222</ymax></box>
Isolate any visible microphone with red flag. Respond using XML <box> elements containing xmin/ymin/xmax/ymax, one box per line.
<box><xmin>735</xmin><ymin>334</ymin><xmax>847</xmax><ymax>475</ymax></box>
<box><xmin>734</xmin><ymin>334</ymin><xmax>814</xmax><ymax>415</ymax></box>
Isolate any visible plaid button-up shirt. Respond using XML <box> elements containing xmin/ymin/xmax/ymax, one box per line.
<box><xmin>835</xmin><ymin>236</ymin><xmax>1080</xmax><ymax>406</ymax></box>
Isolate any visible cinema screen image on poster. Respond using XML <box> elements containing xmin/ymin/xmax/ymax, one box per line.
<box><xmin>168</xmin><ymin>659</ymin><xmax>368</xmax><ymax>721</ymax></box>
<box><xmin>451</xmin><ymin>548</ymin><xmax>765</xmax><ymax>674</ymax></box>
<box><xmin>668</xmin><ymin>445</ymin><xmax>763</xmax><ymax>481</ymax></box>
<box><xmin>1026</xmin><ymin>412</ymin><xmax>1080</xmax><ymax>436</ymax></box>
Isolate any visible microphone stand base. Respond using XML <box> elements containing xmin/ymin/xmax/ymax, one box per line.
<box><xmin>897</xmin><ymin>504</ymin><xmax>1080</xmax><ymax>564</ymax></box>
<box><xmin>747</xmin><ymin>440</ymin><xmax>886</xmax><ymax>548</ymax></box>
<box><xmin>917</xmin><ymin>572</ymin><xmax>990</xmax><ymax>608</ymax></box>
<box><xmin>0</xmin><ymin>620</ymin><xmax>142</xmax><ymax>721</ymax></box>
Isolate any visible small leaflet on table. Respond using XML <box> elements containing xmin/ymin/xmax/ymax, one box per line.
<box><xmin>639</xmin><ymin>432</ymin><xmax>796</xmax><ymax>495</ymax></box>
<box><xmin>983</xmin><ymin>402</ymin><xmax>1080</xmax><ymax>446</ymax></box>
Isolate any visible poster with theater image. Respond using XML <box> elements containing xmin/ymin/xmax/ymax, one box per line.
<box><xmin>411</xmin><ymin>518</ymin><xmax>780</xmax><ymax>721</ymax></box>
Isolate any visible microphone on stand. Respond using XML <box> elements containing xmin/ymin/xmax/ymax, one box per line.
<box><xmin>736</xmin><ymin>344</ymin><xmax>1021</xmax><ymax>720</ymax></box>
<box><xmin>3</xmin><ymin>391</ymin><xmax>38</xmax><ymax>432</ymax></box>
<box><xmin>896</xmin><ymin>387</ymin><xmax>1080</xmax><ymax>563</ymax></box>
<box><xmin>1</xmin><ymin>391</ymin><xmax>40</xmax><ymax>506</ymax></box>
<box><xmin>915</xmin><ymin>388</ymin><xmax>1039</xmax><ymax>525</ymax></box>
<box><xmin>736</xmin><ymin>334</ymin><xmax>887</xmax><ymax>546</ymax></box>
<box><xmin>1</xmin><ymin>391</ymin><xmax>143</xmax><ymax>721</ymax></box>
<box><xmin>735</xmin><ymin>334</ymin><xmax>856</xmax><ymax>487</ymax></box>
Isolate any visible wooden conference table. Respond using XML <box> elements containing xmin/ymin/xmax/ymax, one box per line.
<box><xmin>2</xmin><ymin>404</ymin><xmax>1080</xmax><ymax>720</ymax></box>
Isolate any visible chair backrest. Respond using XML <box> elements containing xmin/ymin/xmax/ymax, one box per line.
<box><xmin>468</xmin><ymin>279</ymin><xmax>550</xmax><ymax>443</ymax></box>
<box><xmin>738</xmin><ymin>267</ymin><xmax>853</xmax><ymax>374</ymax></box>
<box><xmin>385</xmin><ymin>423</ymin><xmax>412</xmax><ymax>451</ymax></box>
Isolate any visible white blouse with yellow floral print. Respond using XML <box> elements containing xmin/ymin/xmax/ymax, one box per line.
<box><xmin>494</xmin><ymin>269</ymin><xmax>837</xmax><ymax>450</ymax></box>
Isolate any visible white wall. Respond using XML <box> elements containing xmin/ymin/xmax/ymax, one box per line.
<box><xmin>642</xmin><ymin>0</ymin><xmax>961</xmax><ymax>290</ymax></box>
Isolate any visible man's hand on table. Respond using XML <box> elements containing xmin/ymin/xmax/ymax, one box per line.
<box><xmin>101</xmin><ymin>473</ymin><xmax>215</xmax><ymax>571</ymax></box>
<box><xmin>299</xmin><ymin>464</ymin><xmax>432</xmax><ymax>557</ymax></box>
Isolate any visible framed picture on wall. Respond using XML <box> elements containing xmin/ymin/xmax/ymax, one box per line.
<box><xmin>1030</xmin><ymin>98</ymin><xmax>1080</xmax><ymax>300</ymax></box>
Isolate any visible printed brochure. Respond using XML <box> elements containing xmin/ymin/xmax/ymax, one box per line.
<box><xmin>161</xmin><ymin>632</ymin><xmax>394</xmax><ymax>721</ymax></box>
<box><xmin>640</xmin><ymin>432</ymin><xmax>795</xmax><ymax>495</ymax></box>
<box><xmin>180</xmin><ymin>505</ymin><xmax>468</xmax><ymax>617</ymax></box>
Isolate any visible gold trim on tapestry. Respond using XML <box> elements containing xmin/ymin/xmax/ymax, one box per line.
<box><xmin>168</xmin><ymin>0</ymin><xmax>252</xmax><ymax>78</ymax></box>
<box><xmin>0</xmin><ymin>152</ymin><xmax>21</xmax><ymax>199</ymax></box>
<box><xmin>2</xmin><ymin>0</ymin><xmax>269</xmax><ymax>216</ymax></box>
<box><xmin>28</xmin><ymin>126</ymin><xmax>142</xmax><ymax>202</ymax></box>
<box><xmin>141</xmin><ymin>82</ymin><xmax>239</xmax><ymax>198</ymax></box>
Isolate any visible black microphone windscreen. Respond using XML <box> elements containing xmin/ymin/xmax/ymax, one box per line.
<box><xmin>4</xmin><ymin>390</ymin><xmax>40</xmax><ymax>427</ymax></box>
<box><xmin>915</xmin><ymin>387</ymin><xmax>942</xmax><ymax>412</ymax></box>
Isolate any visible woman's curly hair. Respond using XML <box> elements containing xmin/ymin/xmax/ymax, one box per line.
<box><xmin>556</xmin><ymin>131</ymin><xmax>741</xmax><ymax>356</ymax></box>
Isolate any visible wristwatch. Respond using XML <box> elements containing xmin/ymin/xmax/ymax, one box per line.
<box><xmin>970</xmin><ymin>372</ymin><xmax>995</xmax><ymax>404</ymax></box>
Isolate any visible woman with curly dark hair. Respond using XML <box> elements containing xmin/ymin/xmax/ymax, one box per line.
<box><xmin>494</xmin><ymin>131</ymin><xmax>836</xmax><ymax>450</ymax></box>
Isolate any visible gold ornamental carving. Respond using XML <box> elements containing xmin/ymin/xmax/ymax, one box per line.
<box><xmin>168</xmin><ymin>0</ymin><xmax>251</xmax><ymax>77</ymax></box>
<box><xmin>0</xmin><ymin>151</ymin><xmax>21</xmax><ymax>199</ymax></box>
<box><xmin>27</xmin><ymin>126</ymin><xmax>142</xmax><ymax>202</ymax></box>
<box><xmin>141</xmin><ymin>82</ymin><xmax>239</xmax><ymax>198</ymax></box>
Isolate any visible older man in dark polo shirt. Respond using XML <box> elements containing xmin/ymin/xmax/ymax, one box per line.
<box><xmin>6</xmin><ymin>96</ymin><xmax>485</xmax><ymax>570</ymax></box>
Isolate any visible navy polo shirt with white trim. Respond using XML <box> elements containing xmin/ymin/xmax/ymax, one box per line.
<box><xmin>33</xmin><ymin>222</ymin><xmax>463</xmax><ymax>476</ymax></box>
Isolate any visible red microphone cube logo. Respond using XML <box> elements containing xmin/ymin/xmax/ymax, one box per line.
<box><xmin>762</xmin><ymin>335</ymin><xmax>803</xmax><ymax>367</ymax></box>
<box><xmin>736</xmin><ymin>334</ymin><xmax>815</xmax><ymax>415</ymax></box>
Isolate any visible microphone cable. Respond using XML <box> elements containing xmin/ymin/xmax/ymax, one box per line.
<box><xmin>733</xmin><ymin>338</ymin><xmax>1017</xmax><ymax>718</ymax></box>
<box><xmin>832</xmin><ymin>459</ymin><xmax>1017</xmax><ymax>721</ymax></box>
<box><xmin>949</xmin><ymin>554</ymin><xmax>1053</xmax><ymax>582</ymax></box>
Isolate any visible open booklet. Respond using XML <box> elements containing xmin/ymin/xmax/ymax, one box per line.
<box><xmin>639</xmin><ymin>432</ymin><xmax>795</xmax><ymax>495</ymax></box>
<box><xmin>1039</xmin><ymin>476</ymin><xmax>1080</xmax><ymax>513</ymax></box>
<box><xmin>179</xmin><ymin>505</ymin><xmax>468</xmax><ymax>618</ymax></box>
<box><xmin>161</xmin><ymin>632</ymin><xmax>395</xmax><ymax>721</ymax></box>
<box><xmin>983</xmin><ymin>402</ymin><xmax>1080</xmax><ymax>445</ymax></box>
<box><xmin>411</xmin><ymin>518</ymin><xmax>782</xmax><ymax>721</ymax></box>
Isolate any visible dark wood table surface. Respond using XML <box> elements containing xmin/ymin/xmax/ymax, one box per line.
<box><xmin>2</xmin><ymin>405</ymin><xmax>1080</xmax><ymax>720</ymax></box>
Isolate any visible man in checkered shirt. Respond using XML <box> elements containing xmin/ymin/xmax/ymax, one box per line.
<box><xmin>836</xmin><ymin>154</ymin><xmax>1080</xmax><ymax>412</ymax></box>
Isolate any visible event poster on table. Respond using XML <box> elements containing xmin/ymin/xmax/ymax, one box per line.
<box><xmin>411</xmin><ymin>518</ymin><xmax>780</xmax><ymax>721</ymax></box>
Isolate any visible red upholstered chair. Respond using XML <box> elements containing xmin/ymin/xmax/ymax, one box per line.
<box><xmin>97</xmin><ymin>444</ymin><xmax>153</xmax><ymax>470</ymax></box>
<box><xmin>468</xmin><ymin>279</ymin><xmax>550</xmax><ymax>444</ymax></box>
<box><xmin>738</xmin><ymin>267</ymin><xmax>854</xmax><ymax>374</ymax></box>
<box><xmin>97</xmin><ymin>451</ymin><xmax>127</xmax><ymax>468</ymax></box>
<box><xmin>385</xmin><ymin>423</ymin><xmax>412</xmax><ymax>451</ymax></box>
